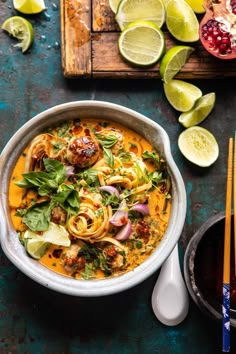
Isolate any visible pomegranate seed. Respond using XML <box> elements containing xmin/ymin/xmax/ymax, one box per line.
<box><xmin>201</xmin><ymin>19</ymin><xmax>233</xmax><ymax>56</ymax></box>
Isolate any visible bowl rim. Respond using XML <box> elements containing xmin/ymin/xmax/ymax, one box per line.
<box><xmin>0</xmin><ymin>100</ymin><xmax>187</xmax><ymax>297</ymax></box>
<box><xmin>184</xmin><ymin>211</ymin><xmax>236</xmax><ymax>325</ymax></box>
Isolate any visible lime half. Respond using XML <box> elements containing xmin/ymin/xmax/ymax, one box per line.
<box><xmin>24</xmin><ymin>222</ymin><xmax>71</xmax><ymax>259</ymax></box>
<box><xmin>13</xmin><ymin>0</ymin><xmax>46</xmax><ymax>14</ymax></box>
<box><xmin>115</xmin><ymin>0</ymin><xmax>165</xmax><ymax>31</ymax></box>
<box><xmin>166</xmin><ymin>0</ymin><xmax>199</xmax><ymax>42</ymax></box>
<box><xmin>26</xmin><ymin>238</ymin><xmax>50</xmax><ymax>259</ymax></box>
<box><xmin>160</xmin><ymin>45</ymin><xmax>194</xmax><ymax>83</ymax></box>
<box><xmin>178</xmin><ymin>126</ymin><xmax>219</xmax><ymax>167</ymax></box>
<box><xmin>179</xmin><ymin>92</ymin><xmax>216</xmax><ymax>128</ymax></box>
<box><xmin>1</xmin><ymin>16</ymin><xmax>34</xmax><ymax>53</ymax></box>
<box><xmin>163</xmin><ymin>79</ymin><xmax>202</xmax><ymax>112</ymax></box>
<box><xmin>118</xmin><ymin>20</ymin><xmax>165</xmax><ymax>66</ymax></box>
<box><xmin>24</xmin><ymin>222</ymin><xmax>71</xmax><ymax>247</ymax></box>
<box><xmin>109</xmin><ymin>0</ymin><xmax>121</xmax><ymax>13</ymax></box>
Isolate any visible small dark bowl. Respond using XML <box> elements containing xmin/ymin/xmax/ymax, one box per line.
<box><xmin>184</xmin><ymin>212</ymin><xmax>236</xmax><ymax>327</ymax></box>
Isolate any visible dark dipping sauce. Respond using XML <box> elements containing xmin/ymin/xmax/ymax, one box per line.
<box><xmin>194</xmin><ymin>215</ymin><xmax>236</xmax><ymax>313</ymax></box>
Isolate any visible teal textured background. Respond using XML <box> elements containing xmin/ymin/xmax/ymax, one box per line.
<box><xmin>0</xmin><ymin>0</ymin><xmax>236</xmax><ymax>352</ymax></box>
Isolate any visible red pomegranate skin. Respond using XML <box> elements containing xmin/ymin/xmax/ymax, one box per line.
<box><xmin>199</xmin><ymin>0</ymin><xmax>236</xmax><ymax>60</ymax></box>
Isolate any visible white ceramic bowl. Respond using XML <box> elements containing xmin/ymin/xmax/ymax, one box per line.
<box><xmin>0</xmin><ymin>101</ymin><xmax>186</xmax><ymax>297</ymax></box>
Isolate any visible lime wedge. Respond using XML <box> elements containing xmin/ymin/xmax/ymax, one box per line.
<box><xmin>179</xmin><ymin>92</ymin><xmax>216</xmax><ymax>128</ymax></box>
<box><xmin>163</xmin><ymin>79</ymin><xmax>202</xmax><ymax>112</ymax></box>
<box><xmin>160</xmin><ymin>45</ymin><xmax>194</xmax><ymax>83</ymax></box>
<box><xmin>13</xmin><ymin>0</ymin><xmax>45</xmax><ymax>14</ymax></box>
<box><xmin>115</xmin><ymin>0</ymin><xmax>165</xmax><ymax>31</ymax></box>
<box><xmin>24</xmin><ymin>222</ymin><xmax>71</xmax><ymax>247</ymax></box>
<box><xmin>166</xmin><ymin>0</ymin><xmax>199</xmax><ymax>42</ymax></box>
<box><xmin>1</xmin><ymin>16</ymin><xmax>34</xmax><ymax>53</ymax></box>
<box><xmin>185</xmin><ymin>0</ymin><xmax>205</xmax><ymax>14</ymax></box>
<box><xmin>118</xmin><ymin>20</ymin><xmax>165</xmax><ymax>66</ymax></box>
<box><xmin>178</xmin><ymin>126</ymin><xmax>219</xmax><ymax>167</ymax></box>
<box><xmin>25</xmin><ymin>238</ymin><xmax>50</xmax><ymax>259</ymax></box>
<box><xmin>109</xmin><ymin>0</ymin><xmax>121</xmax><ymax>13</ymax></box>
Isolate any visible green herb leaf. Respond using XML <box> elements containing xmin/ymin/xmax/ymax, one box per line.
<box><xmin>43</xmin><ymin>159</ymin><xmax>66</xmax><ymax>184</ymax></box>
<box><xmin>142</xmin><ymin>151</ymin><xmax>160</xmax><ymax>167</ymax></box>
<box><xmin>95</xmin><ymin>133</ymin><xmax>118</xmax><ymax>148</ymax></box>
<box><xmin>15</xmin><ymin>159</ymin><xmax>67</xmax><ymax>196</ymax></box>
<box><xmin>81</xmin><ymin>263</ymin><xmax>96</xmax><ymax>280</ymax></box>
<box><xmin>23</xmin><ymin>201</ymin><xmax>51</xmax><ymax>232</ymax></box>
<box><xmin>103</xmin><ymin>148</ymin><xmax>114</xmax><ymax>168</ymax></box>
<box><xmin>77</xmin><ymin>168</ymin><xmax>99</xmax><ymax>186</ymax></box>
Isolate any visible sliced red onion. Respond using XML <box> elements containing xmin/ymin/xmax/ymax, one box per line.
<box><xmin>109</xmin><ymin>199</ymin><xmax>128</xmax><ymax>227</ymax></box>
<box><xmin>115</xmin><ymin>220</ymin><xmax>132</xmax><ymax>241</ymax></box>
<box><xmin>98</xmin><ymin>185</ymin><xmax>120</xmax><ymax>197</ymax></box>
<box><xmin>65</xmin><ymin>165</ymin><xmax>75</xmax><ymax>177</ymax></box>
<box><xmin>130</xmin><ymin>203</ymin><xmax>150</xmax><ymax>216</ymax></box>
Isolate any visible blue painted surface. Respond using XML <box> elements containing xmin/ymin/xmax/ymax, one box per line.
<box><xmin>0</xmin><ymin>0</ymin><xmax>236</xmax><ymax>353</ymax></box>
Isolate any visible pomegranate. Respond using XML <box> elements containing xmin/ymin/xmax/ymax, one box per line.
<box><xmin>199</xmin><ymin>0</ymin><xmax>236</xmax><ymax>59</ymax></box>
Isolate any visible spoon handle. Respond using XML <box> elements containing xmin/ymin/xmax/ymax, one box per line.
<box><xmin>151</xmin><ymin>244</ymin><xmax>189</xmax><ymax>326</ymax></box>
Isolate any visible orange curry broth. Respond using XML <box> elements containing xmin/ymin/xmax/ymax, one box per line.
<box><xmin>9</xmin><ymin>118</ymin><xmax>171</xmax><ymax>279</ymax></box>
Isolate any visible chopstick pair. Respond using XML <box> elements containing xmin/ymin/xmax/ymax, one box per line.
<box><xmin>222</xmin><ymin>132</ymin><xmax>236</xmax><ymax>353</ymax></box>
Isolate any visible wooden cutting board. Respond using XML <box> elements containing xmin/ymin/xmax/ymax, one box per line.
<box><xmin>60</xmin><ymin>0</ymin><xmax>236</xmax><ymax>79</ymax></box>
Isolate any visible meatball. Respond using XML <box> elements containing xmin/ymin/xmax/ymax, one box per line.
<box><xmin>60</xmin><ymin>242</ymin><xmax>86</xmax><ymax>273</ymax></box>
<box><xmin>67</xmin><ymin>136</ymin><xmax>100</xmax><ymax>168</ymax></box>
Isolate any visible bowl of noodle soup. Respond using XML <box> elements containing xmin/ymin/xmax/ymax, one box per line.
<box><xmin>0</xmin><ymin>101</ymin><xmax>186</xmax><ymax>297</ymax></box>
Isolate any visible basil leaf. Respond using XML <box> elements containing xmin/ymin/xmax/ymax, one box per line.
<box><xmin>15</xmin><ymin>171</ymin><xmax>51</xmax><ymax>188</ymax></box>
<box><xmin>95</xmin><ymin>133</ymin><xmax>118</xmax><ymax>148</ymax></box>
<box><xmin>53</xmin><ymin>184</ymin><xmax>80</xmax><ymax>216</ymax></box>
<box><xmin>103</xmin><ymin>148</ymin><xmax>114</xmax><ymax>168</ymax></box>
<box><xmin>43</xmin><ymin>158</ymin><xmax>66</xmax><ymax>184</ymax></box>
<box><xmin>77</xmin><ymin>168</ymin><xmax>99</xmax><ymax>186</ymax></box>
<box><xmin>23</xmin><ymin>201</ymin><xmax>51</xmax><ymax>232</ymax></box>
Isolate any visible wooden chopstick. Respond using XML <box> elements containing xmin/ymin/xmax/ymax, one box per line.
<box><xmin>234</xmin><ymin>132</ymin><xmax>236</xmax><ymax>277</ymax></box>
<box><xmin>222</xmin><ymin>137</ymin><xmax>233</xmax><ymax>353</ymax></box>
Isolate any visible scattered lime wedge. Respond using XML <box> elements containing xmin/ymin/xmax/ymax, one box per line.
<box><xmin>24</xmin><ymin>222</ymin><xmax>71</xmax><ymax>247</ymax></box>
<box><xmin>13</xmin><ymin>0</ymin><xmax>45</xmax><ymax>14</ymax></box>
<box><xmin>1</xmin><ymin>16</ymin><xmax>34</xmax><ymax>53</ymax></box>
<box><xmin>118</xmin><ymin>20</ymin><xmax>165</xmax><ymax>66</ymax></box>
<box><xmin>185</xmin><ymin>0</ymin><xmax>205</xmax><ymax>14</ymax></box>
<box><xmin>160</xmin><ymin>45</ymin><xmax>194</xmax><ymax>83</ymax></box>
<box><xmin>109</xmin><ymin>0</ymin><xmax>121</xmax><ymax>13</ymax></box>
<box><xmin>163</xmin><ymin>79</ymin><xmax>202</xmax><ymax>112</ymax></box>
<box><xmin>115</xmin><ymin>0</ymin><xmax>165</xmax><ymax>31</ymax></box>
<box><xmin>166</xmin><ymin>0</ymin><xmax>199</xmax><ymax>42</ymax></box>
<box><xmin>178</xmin><ymin>126</ymin><xmax>219</xmax><ymax>167</ymax></box>
<box><xmin>179</xmin><ymin>92</ymin><xmax>216</xmax><ymax>128</ymax></box>
<box><xmin>25</xmin><ymin>238</ymin><xmax>50</xmax><ymax>260</ymax></box>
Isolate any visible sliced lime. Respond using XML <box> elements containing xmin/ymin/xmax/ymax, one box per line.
<box><xmin>178</xmin><ymin>126</ymin><xmax>219</xmax><ymax>167</ymax></box>
<box><xmin>118</xmin><ymin>20</ymin><xmax>165</xmax><ymax>66</ymax></box>
<box><xmin>179</xmin><ymin>92</ymin><xmax>216</xmax><ymax>128</ymax></box>
<box><xmin>166</xmin><ymin>0</ymin><xmax>199</xmax><ymax>42</ymax></box>
<box><xmin>26</xmin><ymin>238</ymin><xmax>50</xmax><ymax>259</ymax></box>
<box><xmin>13</xmin><ymin>0</ymin><xmax>46</xmax><ymax>14</ymax></box>
<box><xmin>109</xmin><ymin>0</ymin><xmax>121</xmax><ymax>13</ymax></box>
<box><xmin>24</xmin><ymin>222</ymin><xmax>71</xmax><ymax>247</ymax></box>
<box><xmin>185</xmin><ymin>0</ymin><xmax>205</xmax><ymax>14</ymax></box>
<box><xmin>115</xmin><ymin>0</ymin><xmax>165</xmax><ymax>31</ymax></box>
<box><xmin>1</xmin><ymin>16</ymin><xmax>34</xmax><ymax>53</ymax></box>
<box><xmin>160</xmin><ymin>45</ymin><xmax>194</xmax><ymax>83</ymax></box>
<box><xmin>163</xmin><ymin>79</ymin><xmax>202</xmax><ymax>112</ymax></box>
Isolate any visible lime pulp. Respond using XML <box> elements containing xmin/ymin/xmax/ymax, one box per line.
<box><xmin>1</xmin><ymin>16</ymin><xmax>34</xmax><ymax>52</ymax></box>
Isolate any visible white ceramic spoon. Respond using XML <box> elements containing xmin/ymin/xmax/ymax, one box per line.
<box><xmin>151</xmin><ymin>244</ymin><xmax>189</xmax><ymax>326</ymax></box>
